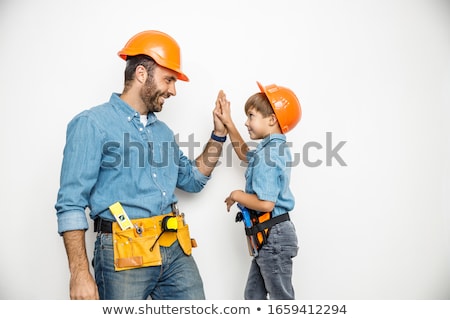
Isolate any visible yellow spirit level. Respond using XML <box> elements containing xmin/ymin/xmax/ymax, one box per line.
<box><xmin>109</xmin><ymin>202</ymin><xmax>133</xmax><ymax>230</ymax></box>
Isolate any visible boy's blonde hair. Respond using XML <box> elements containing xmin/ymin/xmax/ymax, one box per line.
<box><xmin>244</xmin><ymin>92</ymin><xmax>274</xmax><ymax>118</ymax></box>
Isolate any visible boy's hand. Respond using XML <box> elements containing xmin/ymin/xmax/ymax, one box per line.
<box><xmin>213</xmin><ymin>90</ymin><xmax>227</xmax><ymax>136</ymax></box>
<box><xmin>214</xmin><ymin>90</ymin><xmax>233</xmax><ymax>128</ymax></box>
<box><xmin>225</xmin><ymin>190</ymin><xmax>243</xmax><ymax>212</ymax></box>
<box><xmin>224</xmin><ymin>195</ymin><xmax>236</xmax><ymax>212</ymax></box>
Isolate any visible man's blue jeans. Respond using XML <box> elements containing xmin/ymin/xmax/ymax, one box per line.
<box><xmin>93</xmin><ymin>232</ymin><xmax>205</xmax><ymax>300</ymax></box>
<box><xmin>244</xmin><ymin>220</ymin><xmax>299</xmax><ymax>300</ymax></box>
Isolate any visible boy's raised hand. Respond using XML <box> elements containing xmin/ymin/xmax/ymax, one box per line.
<box><xmin>215</xmin><ymin>89</ymin><xmax>249</xmax><ymax>162</ymax></box>
<box><xmin>212</xmin><ymin>90</ymin><xmax>227</xmax><ymax>136</ymax></box>
<box><xmin>214</xmin><ymin>90</ymin><xmax>233</xmax><ymax>128</ymax></box>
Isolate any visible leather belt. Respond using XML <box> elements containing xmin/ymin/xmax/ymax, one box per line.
<box><xmin>255</xmin><ymin>212</ymin><xmax>290</xmax><ymax>231</ymax></box>
<box><xmin>94</xmin><ymin>218</ymin><xmax>114</xmax><ymax>233</ymax></box>
<box><xmin>94</xmin><ymin>214</ymin><xmax>179</xmax><ymax>234</ymax></box>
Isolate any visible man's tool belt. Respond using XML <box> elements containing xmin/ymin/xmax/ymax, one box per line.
<box><xmin>245</xmin><ymin>211</ymin><xmax>290</xmax><ymax>250</ymax></box>
<box><xmin>95</xmin><ymin>213</ymin><xmax>194</xmax><ymax>271</ymax></box>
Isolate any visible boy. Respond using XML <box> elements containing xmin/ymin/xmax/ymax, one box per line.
<box><xmin>215</xmin><ymin>82</ymin><xmax>301</xmax><ymax>300</ymax></box>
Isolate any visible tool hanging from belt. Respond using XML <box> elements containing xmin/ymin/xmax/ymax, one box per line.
<box><xmin>149</xmin><ymin>214</ymin><xmax>178</xmax><ymax>251</ymax></box>
<box><xmin>235</xmin><ymin>203</ymin><xmax>290</xmax><ymax>257</ymax></box>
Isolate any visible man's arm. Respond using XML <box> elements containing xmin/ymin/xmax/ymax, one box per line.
<box><xmin>62</xmin><ymin>230</ymin><xmax>99</xmax><ymax>300</ymax></box>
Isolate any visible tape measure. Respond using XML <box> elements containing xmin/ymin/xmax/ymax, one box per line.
<box><xmin>161</xmin><ymin>215</ymin><xmax>178</xmax><ymax>232</ymax></box>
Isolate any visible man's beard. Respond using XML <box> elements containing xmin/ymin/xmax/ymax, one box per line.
<box><xmin>141</xmin><ymin>78</ymin><xmax>167</xmax><ymax>113</ymax></box>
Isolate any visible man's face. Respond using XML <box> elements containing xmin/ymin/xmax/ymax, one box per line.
<box><xmin>140</xmin><ymin>65</ymin><xmax>178</xmax><ymax>113</ymax></box>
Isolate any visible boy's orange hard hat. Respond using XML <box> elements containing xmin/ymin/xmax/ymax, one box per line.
<box><xmin>118</xmin><ymin>30</ymin><xmax>189</xmax><ymax>81</ymax></box>
<box><xmin>257</xmin><ymin>81</ymin><xmax>302</xmax><ymax>133</ymax></box>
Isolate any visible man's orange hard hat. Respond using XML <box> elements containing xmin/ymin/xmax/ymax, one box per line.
<box><xmin>118</xmin><ymin>30</ymin><xmax>189</xmax><ymax>81</ymax></box>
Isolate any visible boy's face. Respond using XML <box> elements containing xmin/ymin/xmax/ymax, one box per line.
<box><xmin>245</xmin><ymin>107</ymin><xmax>276</xmax><ymax>140</ymax></box>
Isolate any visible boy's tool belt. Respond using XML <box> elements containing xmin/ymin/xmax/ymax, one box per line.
<box><xmin>99</xmin><ymin>202</ymin><xmax>196</xmax><ymax>271</ymax></box>
<box><xmin>236</xmin><ymin>203</ymin><xmax>290</xmax><ymax>257</ymax></box>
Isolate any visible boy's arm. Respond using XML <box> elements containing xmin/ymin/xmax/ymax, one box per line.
<box><xmin>225</xmin><ymin>119</ymin><xmax>248</xmax><ymax>162</ymax></box>
<box><xmin>225</xmin><ymin>190</ymin><xmax>275</xmax><ymax>213</ymax></box>
<box><xmin>215</xmin><ymin>90</ymin><xmax>249</xmax><ymax>162</ymax></box>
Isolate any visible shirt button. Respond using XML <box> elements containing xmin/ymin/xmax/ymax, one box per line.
<box><xmin>162</xmin><ymin>192</ymin><xmax>166</xmax><ymax>196</ymax></box>
<box><xmin>127</xmin><ymin>116</ymin><xmax>131</xmax><ymax>121</ymax></box>
<box><xmin>139</xmin><ymin>128</ymin><xmax>143</xmax><ymax>131</ymax></box>
<box><xmin>153</xmin><ymin>173</ymin><xmax>157</xmax><ymax>178</ymax></box>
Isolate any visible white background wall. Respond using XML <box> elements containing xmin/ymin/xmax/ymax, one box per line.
<box><xmin>0</xmin><ymin>0</ymin><xmax>449</xmax><ymax>300</ymax></box>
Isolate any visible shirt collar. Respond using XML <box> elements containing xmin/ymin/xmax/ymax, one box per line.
<box><xmin>110</xmin><ymin>93</ymin><xmax>157</xmax><ymax>125</ymax></box>
<box><xmin>257</xmin><ymin>133</ymin><xmax>286</xmax><ymax>150</ymax></box>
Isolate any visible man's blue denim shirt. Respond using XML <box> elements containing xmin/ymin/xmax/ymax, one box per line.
<box><xmin>55</xmin><ymin>93</ymin><xmax>210</xmax><ymax>235</ymax></box>
<box><xmin>245</xmin><ymin>134</ymin><xmax>295</xmax><ymax>217</ymax></box>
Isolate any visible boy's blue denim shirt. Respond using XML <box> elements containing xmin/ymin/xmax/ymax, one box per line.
<box><xmin>55</xmin><ymin>93</ymin><xmax>210</xmax><ymax>235</ymax></box>
<box><xmin>245</xmin><ymin>134</ymin><xmax>295</xmax><ymax>217</ymax></box>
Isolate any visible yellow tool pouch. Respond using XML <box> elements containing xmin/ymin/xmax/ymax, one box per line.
<box><xmin>112</xmin><ymin>214</ymin><xmax>194</xmax><ymax>271</ymax></box>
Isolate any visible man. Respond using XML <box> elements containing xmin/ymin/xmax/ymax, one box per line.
<box><xmin>55</xmin><ymin>30</ymin><xmax>228</xmax><ymax>300</ymax></box>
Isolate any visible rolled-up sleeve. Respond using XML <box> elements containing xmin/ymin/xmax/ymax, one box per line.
<box><xmin>55</xmin><ymin>113</ymin><xmax>103</xmax><ymax>235</ymax></box>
